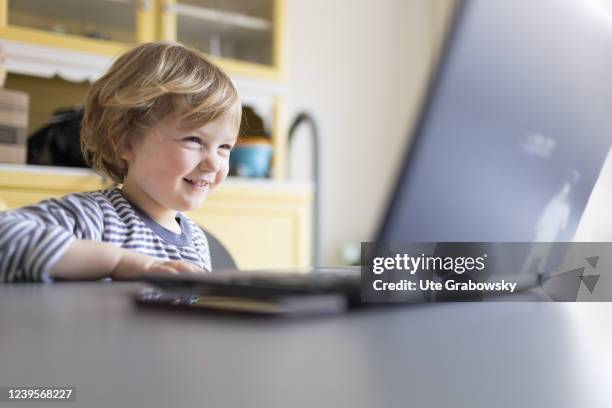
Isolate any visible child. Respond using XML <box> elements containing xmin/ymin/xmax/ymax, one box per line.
<box><xmin>0</xmin><ymin>42</ymin><xmax>241</xmax><ymax>282</ymax></box>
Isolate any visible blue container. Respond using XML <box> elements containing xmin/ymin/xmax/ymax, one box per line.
<box><xmin>229</xmin><ymin>144</ymin><xmax>273</xmax><ymax>177</ymax></box>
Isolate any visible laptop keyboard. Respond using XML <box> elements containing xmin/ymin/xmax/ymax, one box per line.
<box><xmin>143</xmin><ymin>267</ymin><xmax>362</xmax><ymax>302</ymax></box>
<box><xmin>204</xmin><ymin>268</ymin><xmax>360</xmax><ymax>291</ymax></box>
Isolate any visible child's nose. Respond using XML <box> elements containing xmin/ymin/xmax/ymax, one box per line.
<box><xmin>198</xmin><ymin>154</ymin><xmax>221</xmax><ymax>172</ymax></box>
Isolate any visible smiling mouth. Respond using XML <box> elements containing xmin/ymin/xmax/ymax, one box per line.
<box><xmin>183</xmin><ymin>178</ymin><xmax>211</xmax><ymax>188</ymax></box>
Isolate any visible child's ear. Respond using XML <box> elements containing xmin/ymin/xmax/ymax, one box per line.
<box><xmin>117</xmin><ymin>139</ymin><xmax>135</xmax><ymax>163</ymax></box>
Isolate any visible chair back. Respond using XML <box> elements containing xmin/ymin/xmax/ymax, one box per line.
<box><xmin>202</xmin><ymin>228</ymin><xmax>237</xmax><ymax>270</ymax></box>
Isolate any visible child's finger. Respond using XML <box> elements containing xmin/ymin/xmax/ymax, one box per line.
<box><xmin>155</xmin><ymin>268</ymin><xmax>180</xmax><ymax>275</ymax></box>
<box><xmin>163</xmin><ymin>260</ymin><xmax>205</xmax><ymax>273</ymax></box>
<box><xmin>147</xmin><ymin>263</ymin><xmax>180</xmax><ymax>275</ymax></box>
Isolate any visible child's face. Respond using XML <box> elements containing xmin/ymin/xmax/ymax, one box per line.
<box><xmin>121</xmin><ymin>116</ymin><xmax>237</xmax><ymax>218</ymax></box>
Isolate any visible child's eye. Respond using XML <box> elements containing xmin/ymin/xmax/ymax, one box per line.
<box><xmin>184</xmin><ymin>137</ymin><xmax>202</xmax><ymax>145</ymax></box>
<box><xmin>220</xmin><ymin>144</ymin><xmax>233</xmax><ymax>150</ymax></box>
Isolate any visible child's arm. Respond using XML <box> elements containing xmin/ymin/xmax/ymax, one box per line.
<box><xmin>0</xmin><ymin>192</ymin><xmax>202</xmax><ymax>282</ymax></box>
<box><xmin>0</xmin><ymin>197</ymin><xmax>93</xmax><ymax>282</ymax></box>
<box><xmin>49</xmin><ymin>239</ymin><xmax>203</xmax><ymax>280</ymax></box>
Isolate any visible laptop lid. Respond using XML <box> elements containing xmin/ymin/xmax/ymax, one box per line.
<box><xmin>377</xmin><ymin>0</ymin><xmax>612</xmax><ymax>244</ymax></box>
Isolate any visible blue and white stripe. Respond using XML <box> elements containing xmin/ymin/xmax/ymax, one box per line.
<box><xmin>0</xmin><ymin>188</ymin><xmax>211</xmax><ymax>282</ymax></box>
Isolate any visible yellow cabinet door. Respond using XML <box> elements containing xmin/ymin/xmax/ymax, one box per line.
<box><xmin>0</xmin><ymin>0</ymin><xmax>154</xmax><ymax>56</ymax></box>
<box><xmin>158</xmin><ymin>0</ymin><xmax>285</xmax><ymax>80</ymax></box>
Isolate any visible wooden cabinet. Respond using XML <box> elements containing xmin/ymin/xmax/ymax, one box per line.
<box><xmin>0</xmin><ymin>0</ymin><xmax>288</xmax><ymax>179</ymax></box>
<box><xmin>0</xmin><ymin>165</ymin><xmax>313</xmax><ymax>269</ymax></box>
<box><xmin>0</xmin><ymin>0</ymin><xmax>283</xmax><ymax>79</ymax></box>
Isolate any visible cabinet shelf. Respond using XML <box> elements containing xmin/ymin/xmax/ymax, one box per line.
<box><xmin>172</xmin><ymin>3</ymin><xmax>272</xmax><ymax>31</ymax></box>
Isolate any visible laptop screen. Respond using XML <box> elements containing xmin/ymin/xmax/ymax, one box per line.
<box><xmin>377</xmin><ymin>0</ymin><xmax>612</xmax><ymax>243</ymax></box>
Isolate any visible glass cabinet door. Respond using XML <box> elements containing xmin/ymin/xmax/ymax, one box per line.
<box><xmin>172</xmin><ymin>0</ymin><xmax>276</xmax><ymax>67</ymax></box>
<box><xmin>8</xmin><ymin>0</ymin><xmax>138</xmax><ymax>44</ymax></box>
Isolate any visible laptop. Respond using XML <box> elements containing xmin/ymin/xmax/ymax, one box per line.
<box><xmin>138</xmin><ymin>0</ymin><xmax>612</xmax><ymax>314</ymax></box>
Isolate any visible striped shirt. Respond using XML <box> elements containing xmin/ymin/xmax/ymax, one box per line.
<box><xmin>0</xmin><ymin>188</ymin><xmax>211</xmax><ymax>282</ymax></box>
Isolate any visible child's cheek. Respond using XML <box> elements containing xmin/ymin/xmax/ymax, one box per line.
<box><xmin>166</xmin><ymin>149</ymin><xmax>194</xmax><ymax>170</ymax></box>
<box><xmin>215</xmin><ymin>161</ymin><xmax>230</xmax><ymax>185</ymax></box>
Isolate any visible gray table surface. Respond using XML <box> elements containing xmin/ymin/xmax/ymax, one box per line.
<box><xmin>1</xmin><ymin>282</ymin><xmax>611</xmax><ymax>408</ymax></box>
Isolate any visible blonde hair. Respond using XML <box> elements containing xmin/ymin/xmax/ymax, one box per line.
<box><xmin>81</xmin><ymin>41</ymin><xmax>241</xmax><ymax>183</ymax></box>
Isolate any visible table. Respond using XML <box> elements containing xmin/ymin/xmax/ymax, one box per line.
<box><xmin>1</xmin><ymin>282</ymin><xmax>611</xmax><ymax>407</ymax></box>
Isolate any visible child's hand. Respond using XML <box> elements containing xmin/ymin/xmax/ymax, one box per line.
<box><xmin>142</xmin><ymin>259</ymin><xmax>207</xmax><ymax>275</ymax></box>
<box><xmin>50</xmin><ymin>240</ymin><xmax>208</xmax><ymax>281</ymax></box>
<box><xmin>112</xmin><ymin>252</ymin><xmax>207</xmax><ymax>280</ymax></box>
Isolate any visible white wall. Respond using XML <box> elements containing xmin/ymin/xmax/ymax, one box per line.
<box><xmin>284</xmin><ymin>0</ymin><xmax>440</xmax><ymax>265</ymax></box>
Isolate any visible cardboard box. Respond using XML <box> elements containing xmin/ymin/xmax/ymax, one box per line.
<box><xmin>0</xmin><ymin>88</ymin><xmax>29</xmax><ymax>164</ymax></box>
<box><xmin>0</xmin><ymin>144</ymin><xmax>26</xmax><ymax>164</ymax></box>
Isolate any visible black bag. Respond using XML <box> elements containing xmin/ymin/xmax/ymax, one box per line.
<box><xmin>27</xmin><ymin>107</ymin><xmax>88</xmax><ymax>168</ymax></box>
